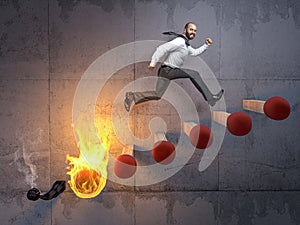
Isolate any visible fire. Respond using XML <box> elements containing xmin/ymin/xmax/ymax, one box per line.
<box><xmin>67</xmin><ymin>119</ymin><xmax>110</xmax><ymax>198</ymax></box>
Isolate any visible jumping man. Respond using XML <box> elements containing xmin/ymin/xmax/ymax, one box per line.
<box><xmin>124</xmin><ymin>22</ymin><xmax>224</xmax><ymax>112</ymax></box>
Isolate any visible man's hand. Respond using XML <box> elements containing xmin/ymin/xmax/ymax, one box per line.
<box><xmin>147</xmin><ymin>65</ymin><xmax>155</xmax><ymax>70</ymax></box>
<box><xmin>205</xmin><ymin>38</ymin><xmax>213</xmax><ymax>46</ymax></box>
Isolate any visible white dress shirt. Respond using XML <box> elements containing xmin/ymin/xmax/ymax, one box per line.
<box><xmin>149</xmin><ymin>37</ymin><xmax>209</xmax><ymax>68</ymax></box>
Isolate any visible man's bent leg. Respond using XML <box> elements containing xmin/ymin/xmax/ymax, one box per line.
<box><xmin>180</xmin><ymin>68</ymin><xmax>214</xmax><ymax>100</ymax></box>
<box><xmin>132</xmin><ymin>76</ymin><xmax>170</xmax><ymax>104</ymax></box>
<box><xmin>124</xmin><ymin>76</ymin><xmax>170</xmax><ymax>111</ymax></box>
<box><xmin>169</xmin><ymin>68</ymin><xmax>223</xmax><ymax>106</ymax></box>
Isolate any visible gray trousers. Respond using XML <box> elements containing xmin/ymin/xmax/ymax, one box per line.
<box><xmin>132</xmin><ymin>65</ymin><xmax>213</xmax><ymax>105</ymax></box>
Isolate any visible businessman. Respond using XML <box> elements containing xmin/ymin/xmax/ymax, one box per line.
<box><xmin>124</xmin><ymin>22</ymin><xmax>224</xmax><ymax>112</ymax></box>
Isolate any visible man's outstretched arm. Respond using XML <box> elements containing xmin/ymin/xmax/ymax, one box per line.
<box><xmin>189</xmin><ymin>38</ymin><xmax>213</xmax><ymax>56</ymax></box>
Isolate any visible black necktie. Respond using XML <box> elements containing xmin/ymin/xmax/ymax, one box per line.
<box><xmin>162</xmin><ymin>31</ymin><xmax>190</xmax><ymax>46</ymax></box>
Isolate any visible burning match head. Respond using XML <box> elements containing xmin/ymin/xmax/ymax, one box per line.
<box><xmin>263</xmin><ymin>96</ymin><xmax>290</xmax><ymax>120</ymax></box>
<box><xmin>74</xmin><ymin>169</ymin><xmax>101</xmax><ymax>194</ymax></box>
<box><xmin>227</xmin><ymin>112</ymin><xmax>252</xmax><ymax>136</ymax></box>
<box><xmin>189</xmin><ymin>124</ymin><xmax>213</xmax><ymax>149</ymax></box>
<box><xmin>27</xmin><ymin>188</ymin><xmax>40</xmax><ymax>201</ymax></box>
<box><xmin>114</xmin><ymin>154</ymin><xmax>137</xmax><ymax>179</ymax></box>
<box><xmin>152</xmin><ymin>141</ymin><xmax>176</xmax><ymax>164</ymax></box>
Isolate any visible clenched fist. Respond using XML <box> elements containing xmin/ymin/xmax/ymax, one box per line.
<box><xmin>147</xmin><ymin>65</ymin><xmax>155</xmax><ymax>70</ymax></box>
<box><xmin>205</xmin><ymin>38</ymin><xmax>213</xmax><ymax>46</ymax></box>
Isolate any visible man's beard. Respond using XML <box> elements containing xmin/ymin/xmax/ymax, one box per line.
<box><xmin>186</xmin><ymin>32</ymin><xmax>195</xmax><ymax>40</ymax></box>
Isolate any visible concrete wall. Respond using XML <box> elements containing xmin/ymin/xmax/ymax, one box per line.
<box><xmin>0</xmin><ymin>0</ymin><xmax>300</xmax><ymax>224</ymax></box>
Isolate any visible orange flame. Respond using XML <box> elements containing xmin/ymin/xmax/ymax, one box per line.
<box><xmin>67</xmin><ymin>119</ymin><xmax>110</xmax><ymax>198</ymax></box>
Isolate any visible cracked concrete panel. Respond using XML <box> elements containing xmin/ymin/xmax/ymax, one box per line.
<box><xmin>0</xmin><ymin>80</ymin><xmax>50</xmax><ymax>192</ymax></box>
<box><xmin>217</xmin><ymin>191</ymin><xmax>300</xmax><ymax>225</ymax></box>
<box><xmin>252</xmin><ymin>15</ymin><xmax>300</xmax><ymax>79</ymax></box>
<box><xmin>135</xmin><ymin>192</ymin><xmax>217</xmax><ymax>225</ymax></box>
<box><xmin>49</xmin><ymin>0</ymin><xmax>134</xmax><ymax>79</ymax></box>
<box><xmin>134</xmin><ymin>150</ymin><xmax>218</xmax><ymax>191</ymax></box>
<box><xmin>135</xmin><ymin>191</ymin><xmax>300</xmax><ymax>225</ymax></box>
<box><xmin>172</xmin><ymin>193</ymin><xmax>217</xmax><ymax>225</ymax></box>
<box><xmin>218</xmin><ymin>79</ymin><xmax>300</xmax><ymax>190</ymax></box>
<box><xmin>220</xmin><ymin>0</ymin><xmax>300</xmax><ymax>80</ymax></box>
<box><xmin>0</xmin><ymin>191</ymin><xmax>51</xmax><ymax>225</ymax></box>
<box><xmin>135</xmin><ymin>1</ymin><xmax>170</xmax><ymax>40</ymax></box>
<box><xmin>135</xmin><ymin>193</ymin><xmax>171</xmax><ymax>225</ymax></box>
<box><xmin>52</xmin><ymin>192</ymin><xmax>134</xmax><ymax>225</ymax></box>
<box><xmin>0</xmin><ymin>0</ymin><xmax>49</xmax><ymax>79</ymax></box>
<box><xmin>136</xmin><ymin>0</ymin><xmax>221</xmax><ymax>30</ymax></box>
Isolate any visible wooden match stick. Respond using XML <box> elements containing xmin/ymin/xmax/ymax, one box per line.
<box><xmin>213</xmin><ymin>111</ymin><xmax>252</xmax><ymax>136</ymax></box>
<box><xmin>121</xmin><ymin>144</ymin><xmax>134</xmax><ymax>156</ymax></box>
<box><xmin>152</xmin><ymin>132</ymin><xmax>175</xmax><ymax>164</ymax></box>
<box><xmin>212</xmin><ymin>111</ymin><xmax>231</xmax><ymax>127</ymax></box>
<box><xmin>183</xmin><ymin>122</ymin><xmax>197</xmax><ymax>136</ymax></box>
<box><xmin>154</xmin><ymin>132</ymin><xmax>167</xmax><ymax>143</ymax></box>
<box><xmin>183</xmin><ymin>121</ymin><xmax>214</xmax><ymax>149</ymax></box>
<box><xmin>114</xmin><ymin>144</ymin><xmax>137</xmax><ymax>179</ymax></box>
<box><xmin>243</xmin><ymin>100</ymin><xmax>265</xmax><ymax>113</ymax></box>
<box><xmin>243</xmin><ymin>97</ymin><xmax>290</xmax><ymax>120</ymax></box>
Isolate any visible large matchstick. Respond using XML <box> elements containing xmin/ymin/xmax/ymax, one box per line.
<box><xmin>183</xmin><ymin>122</ymin><xmax>213</xmax><ymax>149</ymax></box>
<box><xmin>213</xmin><ymin>111</ymin><xmax>252</xmax><ymax>136</ymax></box>
<box><xmin>152</xmin><ymin>132</ymin><xmax>175</xmax><ymax>164</ymax></box>
<box><xmin>243</xmin><ymin>96</ymin><xmax>290</xmax><ymax>120</ymax></box>
<box><xmin>114</xmin><ymin>145</ymin><xmax>137</xmax><ymax>179</ymax></box>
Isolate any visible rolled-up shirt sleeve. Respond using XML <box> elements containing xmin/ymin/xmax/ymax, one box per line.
<box><xmin>188</xmin><ymin>43</ymin><xmax>209</xmax><ymax>56</ymax></box>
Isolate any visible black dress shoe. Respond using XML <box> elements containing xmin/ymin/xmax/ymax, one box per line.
<box><xmin>208</xmin><ymin>89</ymin><xmax>224</xmax><ymax>106</ymax></box>
<box><xmin>124</xmin><ymin>92</ymin><xmax>134</xmax><ymax>112</ymax></box>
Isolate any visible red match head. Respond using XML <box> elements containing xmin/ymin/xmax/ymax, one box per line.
<box><xmin>114</xmin><ymin>154</ymin><xmax>137</xmax><ymax>179</ymax></box>
<box><xmin>152</xmin><ymin>141</ymin><xmax>175</xmax><ymax>164</ymax></box>
<box><xmin>227</xmin><ymin>112</ymin><xmax>252</xmax><ymax>136</ymax></box>
<box><xmin>189</xmin><ymin>124</ymin><xmax>213</xmax><ymax>149</ymax></box>
<box><xmin>263</xmin><ymin>96</ymin><xmax>290</xmax><ymax>120</ymax></box>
